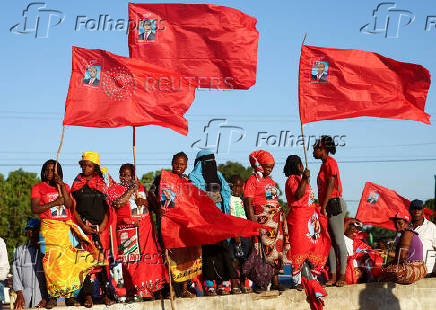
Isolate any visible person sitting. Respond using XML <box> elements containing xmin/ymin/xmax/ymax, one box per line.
<box><xmin>13</xmin><ymin>219</ymin><xmax>47</xmax><ymax>309</ymax></box>
<box><xmin>409</xmin><ymin>199</ymin><xmax>436</xmax><ymax>277</ymax></box>
<box><xmin>379</xmin><ymin>212</ymin><xmax>427</xmax><ymax>284</ymax></box>
<box><xmin>343</xmin><ymin>218</ymin><xmax>382</xmax><ymax>284</ymax></box>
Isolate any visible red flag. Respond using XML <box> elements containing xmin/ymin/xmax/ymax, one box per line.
<box><xmin>63</xmin><ymin>47</ymin><xmax>196</xmax><ymax>135</ymax></box>
<box><xmin>160</xmin><ymin>170</ymin><xmax>263</xmax><ymax>248</ymax></box>
<box><xmin>356</xmin><ymin>182</ymin><xmax>410</xmax><ymax>230</ymax></box>
<box><xmin>128</xmin><ymin>3</ymin><xmax>259</xmax><ymax>89</ymax></box>
<box><xmin>299</xmin><ymin>45</ymin><xmax>431</xmax><ymax>124</ymax></box>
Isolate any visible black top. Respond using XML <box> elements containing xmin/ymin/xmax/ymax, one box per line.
<box><xmin>72</xmin><ymin>184</ymin><xmax>107</xmax><ymax>225</ymax></box>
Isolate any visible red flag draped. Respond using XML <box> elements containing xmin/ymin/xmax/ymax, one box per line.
<box><xmin>160</xmin><ymin>170</ymin><xmax>263</xmax><ymax>248</ymax></box>
<box><xmin>299</xmin><ymin>45</ymin><xmax>431</xmax><ymax>124</ymax></box>
<box><xmin>356</xmin><ymin>182</ymin><xmax>410</xmax><ymax>230</ymax></box>
<box><xmin>63</xmin><ymin>47</ymin><xmax>197</xmax><ymax>135</ymax></box>
<box><xmin>286</xmin><ymin>205</ymin><xmax>331</xmax><ymax>275</ymax></box>
<box><xmin>128</xmin><ymin>3</ymin><xmax>259</xmax><ymax>89</ymax></box>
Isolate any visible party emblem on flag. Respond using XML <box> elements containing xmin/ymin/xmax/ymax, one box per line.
<box><xmin>160</xmin><ymin>187</ymin><xmax>176</xmax><ymax>209</ymax></box>
<box><xmin>101</xmin><ymin>65</ymin><xmax>136</xmax><ymax>101</ymax></box>
<box><xmin>83</xmin><ymin>59</ymin><xmax>102</xmax><ymax>87</ymax></box>
<box><xmin>311</xmin><ymin>60</ymin><xmax>329</xmax><ymax>82</ymax></box>
<box><xmin>307</xmin><ymin>212</ymin><xmax>321</xmax><ymax>243</ymax></box>
<box><xmin>138</xmin><ymin>18</ymin><xmax>157</xmax><ymax>42</ymax></box>
<box><xmin>117</xmin><ymin>227</ymin><xmax>140</xmax><ymax>262</ymax></box>
<box><xmin>367</xmin><ymin>191</ymin><xmax>379</xmax><ymax>205</ymax></box>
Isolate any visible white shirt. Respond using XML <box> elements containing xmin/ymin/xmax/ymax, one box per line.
<box><xmin>414</xmin><ymin>218</ymin><xmax>436</xmax><ymax>273</ymax></box>
<box><xmin>0</xmin><ymin>237</ymin><xmax>10</xmax><ymax>280</ymax></box>
<box><xmin>344</xmin><ymin>235</ymin><xmax>358</xmax><ymax>268</ymax></box>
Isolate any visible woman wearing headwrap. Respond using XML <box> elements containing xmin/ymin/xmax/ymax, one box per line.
<box><xmin>31</xmin><ymin>160</ymin><xmax>103</xmax><ymax>309</ymax></box>
<box><xmin>113</xmin><ymin>163</ymin><xmax>168</xmax><ymax>301</ymax></box>
<box><xmin>71</xmin><ymin>152</ymin><xmax>120</xmax><ymax>307</ymax></box>
<box><xmin>189</xmin><ymin>150</ymin><xmax>239</xmax><ymax>296</ymax></box>
<box><xmin>243</xmin><ymin>150</ymin><xmax>290</xmax><ymax>291</ymax></box>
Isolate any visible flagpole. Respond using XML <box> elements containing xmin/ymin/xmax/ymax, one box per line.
<box><xmin>165</xmin><ymin>249</ymin><xmax>176</xmax><ymax>310</ymax></box>
<box><xmin>298</xmin><ymin>33</ymin><xmax>309</xmax><ymax>167</ymax></box>
<box><xmin>55</xmin><ymin>126</ymin><xmax>66</xmax><ymax>197</ymax></box>
<box><xmin>133</xmin><ymin>126</ymin><xmax>137</xmax><ymax>180</ymax></box>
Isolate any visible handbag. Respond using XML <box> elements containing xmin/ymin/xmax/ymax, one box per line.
<box><xmin>241</xmin><ymin>240</ymin><xmax>274</xmax><ymax>290</ymax></box>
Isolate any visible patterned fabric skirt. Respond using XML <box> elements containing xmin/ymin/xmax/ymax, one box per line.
<box><xmin>168</xmin><ymin>246</ymin><xmax>202</xmax><ymax>282</ymax></box>
<box><xmin>380</xmin><ymin>260</ymin><xmax>427</xmax><ymax>284</ymax></box>
<box><xmin>39</xmin><ymin>219</ymin><xmax>104</xmax><ymax>298</ymax></box>
<box><xmin>253</xmin><ymin>203</ymin><xmax>290</xmax><ymax>271</ymax></box>
<box><xmin>117</xmin><ymin>219</ymin><xmax>168</xmax><ymax>298</ymax></box>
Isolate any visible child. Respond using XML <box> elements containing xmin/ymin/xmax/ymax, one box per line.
<box><xmin>229</xmin><ymin>175</ymin><xmax>252</xmax><ymax>294</ymax></box>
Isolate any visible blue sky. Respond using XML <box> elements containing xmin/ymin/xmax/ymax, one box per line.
<box><xmin>1</xmin><ymin>0</ymin><xmax>435</xmax><ymax>216</ymax></box>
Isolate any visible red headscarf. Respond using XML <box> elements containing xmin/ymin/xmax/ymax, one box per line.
<box><xmin>249</xmin><ymin>150</ymin><xmax>275</xmax><ymax>178</ymax></box>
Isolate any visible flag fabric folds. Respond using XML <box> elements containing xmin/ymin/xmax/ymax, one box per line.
<box><xmin>159</xmin><ymin>170</ymin><xmax>263</xmax><ymax>248</ymax></box>
<box><xmin>63</xmin><ymin>46</ymin><xmax>197</xmax><ymax>135</ymax></box>
<box><xmin>356</xmin><ymin>182</ymin><xmax>410</xmax><ymax>230</ymax></box>
<box><xmin>299</xmin><ymin>45</ymin><xmax>431</xmax><ymax>124</ymax></box>
<box><xmin>128</xmin><ymin>3</ymin><xmax>259</xmax><ymax>89</ymax></box>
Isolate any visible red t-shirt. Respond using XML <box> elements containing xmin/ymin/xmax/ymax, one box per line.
<box><xmin>115</xmin><ymin>185</ymin><xmax>149</xmax><ymax>225</ymax></box>
<box><xmin>317</xmin><ymin>156</ymin><xmax>342</xmax><ymax>205</ymax></box>
<box><xmin>30</xmin><ymin>182</ymin><xmax>72</xmax><ymax>221</ymax></box>
<box><xmin>285</xmin><ymin>175</ymin><xmax>310</xmax><ymax>208</ymax></box>
<box><xmin>243</xmin><ymin>174</ymin><xmax>279</xmax><ymax>206</ymax></box>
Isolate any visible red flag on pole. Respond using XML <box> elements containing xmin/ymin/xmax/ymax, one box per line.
<box><xmin>299</xmin><ymin>45</ymin><xmax>431</xmax><ymax>124</ymax></box>
<box><xmin>159</xmin><ymin>170</ymin><xmax>263</xmax><ymax>248</ymax></box>
<box><xmin>356</xmin><ymin>182</ymin><xmax>410</xmax><ymax>230</ymax></box>
<box><xmin>63</xmin><ymin>47</ymin><xmax>197</xmax><ymax>135</ymax></box>
<box><xmin>128</xmin><ymin>3</ymin><xmax>259</xmax><ymax>89</ymax></box>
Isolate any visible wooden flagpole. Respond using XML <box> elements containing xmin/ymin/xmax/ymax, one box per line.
<box><xmin>55</xmin><ymin>126</ymin><xmax>66</xmax><ymax>197</ymax></box>
<box><xmin>133</xmin><ymin>126</ymin><xmax>137</xmax><ymax>181</ymax></box>
<box><xmin>298</xmin><ymin>33</ymin><xmax>309</xmax><ymax>167</ymax></box>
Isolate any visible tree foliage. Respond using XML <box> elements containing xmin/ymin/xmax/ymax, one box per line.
<box><xmin>0</xmin><ymin>169</ymin><xmax>40</xmax><ymax>261</ymax></box>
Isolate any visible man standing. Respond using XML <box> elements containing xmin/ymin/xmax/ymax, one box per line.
<box><xmin>410</xmin><ymin>199</ymin><xmax>436</xmax><ymax>277</ymax></box>
<box><xmin>311</xmin><ymin>62</ymin><xmax>327</xmax><ymax>81</ymax></box>
<box><xmin>138</xmin><ymin>20</ymin><xmax>155</xmax><ymax>41</ymax></box>
<box><xmin>13</xmin><ymin>219</ymin><xmax>47</xmax><ymax>309</ymax></box>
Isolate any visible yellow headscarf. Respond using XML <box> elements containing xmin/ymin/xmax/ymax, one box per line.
<box><xmin>79</xmin><ymin>151</ymin><xmax>108</xmax><ymax>173</ymax></box>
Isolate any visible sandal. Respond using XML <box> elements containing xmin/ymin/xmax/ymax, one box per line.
<box><xmin>241</xmin><ymin>287</ymin><xmax>253</xmax><ymax>294</ymax></box>
<box><xmin>205</xmin><ymin>288</ymin><xmax>217</xmax><ymax>297</ymax></box>
<box><xmin>295</xmin><ymin>284</ymin><xmax>304</xmax><ymax>291</ymax></box>
<box><xmin>83</xmin><ymin>296</ymin><xmax>93</xmax><ymax>308</ymax></box>
<box><xmin>231</xmin><ymin>287</ymin><xmax>242</xmax><ymax>295</ymax></box>
<box><xmin>270</xmin><ymin>283</ymin><xmax>287</xmax><ymax>292</ymax></box>
<box><xmin>335</xmin><ymin>279</ymin><xmax>346</xmax><ymax>287</ymax></box>
<box><xmin>65</xmin><ymin>298</ymin><xmax>79</xmax><ymax>307</ymax></box>
<box><xmin>101</xmin><ymin>295</ymin><xmax>115</xmax><ymax>306</ymax></box>
<box><xmin>45</xmin><ymin>298</ymin><xmax>57</xmax><ymax>309</ymax></box>
<box><xmin>217</xmin><ymin>288</ymin><xmax>230</xmax><ymax>295</ymax></box>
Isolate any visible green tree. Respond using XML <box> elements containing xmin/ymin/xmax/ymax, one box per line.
<box><xmin>140</xmin><ymin>169</ymin><xmax>171</xmax><ymax>190</ymax></box>
<box><xmin>0</xmin><ymin>169</ymin><xmax>40</xmax><ymax>261</ymax></box>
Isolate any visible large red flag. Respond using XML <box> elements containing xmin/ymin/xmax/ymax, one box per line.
<box><xmin>356</xmin><ymin>182</ymin><xmax>410</xmax><ymax>230</ymax></box>
<box><xmin>63</xmin><ymin>47</ymin><xmax>197</xmax><ymax>135</ymax></box>
<box><xmin>299</xmin><ymin>45</ymin><xmax>431</xmax><ymax>124</ymax></box>
<box><xmin>159</xmin><ymin>170</ymin><xmax>263</xmax><ymax>248</ymax></box>
<box><xmin>128</xmin><ymin>3</ymin><xmax>259</xmax><ymax>89</ymax></box>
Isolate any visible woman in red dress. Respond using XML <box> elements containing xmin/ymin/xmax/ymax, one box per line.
<box><xmin>243</xmin><ymin>150</ymin><xmax>290</xmax><ymax>292</ymax></box>
<box><xmin>113</xmin><ymin>164</ymin><xmax>168</xmax><ymax>301</ymax></box>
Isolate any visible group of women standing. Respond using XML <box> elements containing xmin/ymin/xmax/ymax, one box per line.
<box><xmin>29</xmin><ymin>134</ymin><xmax>367</xmax><ymax>308</ymax></box>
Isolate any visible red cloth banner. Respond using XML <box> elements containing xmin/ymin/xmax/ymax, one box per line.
<box><xmin>63</xmin><ymin>47</ymin><xmax>196</xmax><ymax>135</ymax></box>
<box><xmin>160</xmin><ymin>170</ymin><xmax>263</xmax><ymax>248</ymax></box>
<box><xmin>299</xmin><ymin>45</ymin><xmax>431</xmax><ymax>124</ymax></box>
<box><xmin>128</xmin><ymin>3</ymin><xmax>259</xmax><ymax>89</ymax></box>
<box><xmin>356</xmin><ymin>182</ymin><xmax>410</xmax><ymax>230</ymax></box>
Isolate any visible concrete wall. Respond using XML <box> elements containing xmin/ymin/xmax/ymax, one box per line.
<box><xmin>58</xmin><ymin>279</ymin><xmax>436</xmax><ymax>310</ymax></box>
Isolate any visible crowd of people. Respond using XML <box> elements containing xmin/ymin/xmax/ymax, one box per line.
<box><xmin>3</xmin><ymin>135</ymin><xmax>435</xmax><ymax>308</ymax></box>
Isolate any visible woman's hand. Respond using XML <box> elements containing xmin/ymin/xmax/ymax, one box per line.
<box><xmin>54</xmin><ymin>196</ymin><xmax>65</xmax><ymax>207</ymax></box>
<box><xmin>302</xmin><ymin>169</ymin><xmax>310</xmax><ymax>181</ymax></box>
<box><xmin>135</xmin><ymin>197</ymin><xmax>148</xmax><ymax>208</ymax></box>
<box><xmin>54</xmin><ymin>173</ymin><xmax>64</xmax><ymax>186</ymax></box>
<box><xmin>82</xmin><ymin>225</ymin><xmax>97</xmax><ymax>235</ymax></box>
